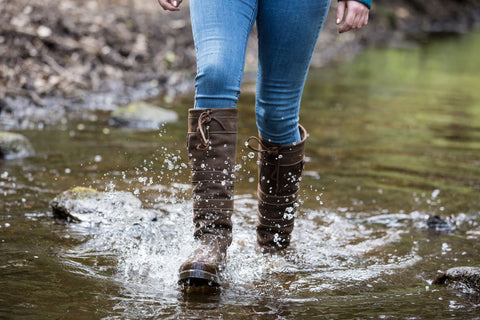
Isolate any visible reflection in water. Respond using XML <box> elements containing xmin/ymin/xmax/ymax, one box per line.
<box><xmin>1</xmin><ymin>32</ymin><xmax>480</xmax><ymax>318</ymax></box>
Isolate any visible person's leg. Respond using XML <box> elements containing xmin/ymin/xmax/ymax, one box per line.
<box><xmin>255</xmin><ymin>0</ymin><xmax>331</xmax><ymax>144</ymax></box>
<box><xmin>250</xmin><ymin>0</ymin><xmax>331</xmax><ymax>252</ymax></box>
<box><xmin>190</xmin><ymin>0</ymin><xmax>258</xmax><ymax>109</ymax></box>
<box><xmin>179</xmin><ymin>0</ymin><xmax>258</xmax><ymax>287</ymax></box>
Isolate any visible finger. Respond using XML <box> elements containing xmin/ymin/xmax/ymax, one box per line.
<box><xmin>353</xmin><ymin>3</ymin><xmax>369</xmax><ymax>28</ymax></box>
<box><xmin>336</xmin><ymin>1</ymin><xmax>346</xmax><ymax>24</ymax></box>
<box><xmin>363</xmin><ymin>11</ymin><xmax>370</xmax><ymax>27</ymax></box>
<box><xmin>356</xmin><ymin>10</ymin><xmax>368</xmax><ymax>29</ymax></box>
<box><xmin>339</xmin><ymin>10</ymin><xmax>355</xmax><ymax>33</ymax></box>
<box><xmin>352</xmin><ymin>14</ymin><xmax>362</xmax><ymax>29</ymax></box>
<box><xmin>157</xmin><ymin>0</ymin><xmax>180</xmax><ymax>11</ymax></box>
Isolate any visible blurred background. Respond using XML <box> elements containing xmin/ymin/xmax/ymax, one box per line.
<box><xmin>1</xmin><ymin>0</ymin><xmax>479</xmax><ymax>127</ymax></box>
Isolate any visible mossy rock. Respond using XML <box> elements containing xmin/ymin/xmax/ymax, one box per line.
<box><xmin>110</xmin><ymin>101</ymin><xmax>178</xmax><ymax>129</ymax></box>
<box><xmin>50</xmin><ymin>187</ymin><xmax>103</xmax><ymax>222</ymax></box>
<box><xmin>0</xmin><ymin>131</ymin><xmax>35</xmax><ymax>159</ymax></box>
<box><xmin>50</xmin><ymin>187</ymin><xmax>155</xmax><ymax>224</ymax></box>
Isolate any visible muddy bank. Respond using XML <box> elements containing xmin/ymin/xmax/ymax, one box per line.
<box><xmin>1</xmin><ymin>0</ymin><xmax>479</xmax><ymax>129</ymax></box>
<box><xmin>0</xmin><ymin>0</ymin><xmax>194</xmax><ymax>129</ymax></box>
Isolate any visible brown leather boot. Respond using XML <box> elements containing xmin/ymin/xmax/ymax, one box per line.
<box><xmin>247</xmin><ymin>125</ymin><xmax>307</xmax><ymax>253</ymax></box>
<box><xmin>178</xmin><ymin>108</ymin><xmax>238</xmax><ymax>287</ymax></box>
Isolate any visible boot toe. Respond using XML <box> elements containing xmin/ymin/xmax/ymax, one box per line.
<box><xmin>178</xmin><ymin>262</ymin><xmax>221</xmax><ymax>287</ymax></box>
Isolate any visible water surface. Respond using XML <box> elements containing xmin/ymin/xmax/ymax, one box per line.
<box><xmin>1</xmin><ymin>32</ymin><xmax>480</xmax><ymax>319</ymax></box>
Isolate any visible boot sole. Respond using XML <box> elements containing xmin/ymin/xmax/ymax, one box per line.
<box><xmin>178</xmin><ymin>269</ymin><xmax>221</xmax><ymax>287</ymax></box>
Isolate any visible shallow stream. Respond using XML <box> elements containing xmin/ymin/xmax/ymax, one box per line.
<box><xmin>1</xmin><ymin>32</ymin><xmax>480</xmax><ymax>319</ymax></box>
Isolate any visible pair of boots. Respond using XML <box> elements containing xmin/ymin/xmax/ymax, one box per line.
<box><xmin>178</xmin><ymin>108</ymin><xmax>306</xmax><ymax>287</ymax></box>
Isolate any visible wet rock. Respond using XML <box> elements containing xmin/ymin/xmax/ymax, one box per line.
<box><xmin>434</xmin><ymin>267</ymin><xmax>480</xmax><ymax>293</ymax></box>
<box><xmin>426</xmin><ymin>215</ymin><xmax>454</xmax><ymax>232</ymax></box>
<box><xmin>51</xmin><ymin>187</ymin><xmax>101</xmax><ymax>222</ymax></box>
<box><xmin>109</xmin><ymin>101</ymin><xmax>178</xmax><ymax>129</ymax></box>
<box><xmin>50</xmin><ymin>186</ymin><xmax>156</xmax><ymax>224</ymax></box>
<box><xmin>0</xmin><ymin>131</ymin><xmax>35</xmax><ymax>159</ymax></box>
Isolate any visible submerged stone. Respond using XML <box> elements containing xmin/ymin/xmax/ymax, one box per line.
<box><xmin>109</xmin><ymin>101</ymin><xmax>178</xmax><ymax>129</ymax></box>
<box><xmin>0</xmin><ymin>131</ymin><xmax>35</xmax><ymax>159</ymax></box>
<box><xmin>426</xmin><ymin>215</ymin><xmax>454</xmax><ymax>232</ymax></box>
<box><xmin>50</xmin><ymin>186</ymin><xmax>156</xmax><ymax>223</ymax></box>
<box><xmin>434</xmin><ymin>267</ymin><xmax>480</xmax><ymax>293</ymax></box>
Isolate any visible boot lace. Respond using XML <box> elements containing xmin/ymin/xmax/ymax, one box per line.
<box><xmin>246</xmin><ymin>136</ymin><xmax>282</xmax><ymax>194</ymax></box>
<box><xmin>196</xmin><ymin>110</ymin><xmax>226</xmax><ymax>150</ymax></box>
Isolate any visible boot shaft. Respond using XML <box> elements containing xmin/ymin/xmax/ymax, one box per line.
<box><xmin>188</xmin><ymin>108</ymin><xmax>238</xmax><ymax>173</ymax></box>
<box><xmin>187</xmin><ymin>108</ymin><xmax>238</xmax><ymax>242</ymax></box>
<box><xmin>248</xmin><ymin>125</ymin><xmax>307</xmax><ymax>252</ymax></box>
<box><xmin>256</xmin><ymin>126</ymin><xmax>306</xmax><ymax>197</ymax></box>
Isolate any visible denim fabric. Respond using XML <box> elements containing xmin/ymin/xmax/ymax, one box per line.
<box><xmin>190</xmin><ymin>0</ymin><xmax>331</xmax><ymax>144</ymax></box>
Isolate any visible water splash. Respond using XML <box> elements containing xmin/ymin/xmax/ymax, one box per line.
<box><xmin>52</xmin><ymin>184</ymin><xmax>428</xmax><ymax>317</ymax></box>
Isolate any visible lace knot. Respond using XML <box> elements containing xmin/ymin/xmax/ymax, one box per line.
<box><xmin>196</xmin><ymin>109</ymin><xmax>226</xmax><ymax>151</ymax></box>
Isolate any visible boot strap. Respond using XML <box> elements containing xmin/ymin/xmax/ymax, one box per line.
<box><xmin>194</xmin><ymin>199</ymin><xmax>234</xmax><ymax>210</ymax></box>
<box><xmin>257</xmin><ymin>188</ymin><xmax>297</xmax><ymax>205</ymax></box>
<box><xmin>192</xmin><ymin>171</ymin><xmax>235</xmax><ymax>183</ymax></box>
<box><xmin>257</xmin><ymin>214</ymin><xmax>295</xmax><ymax>228</ymax></box>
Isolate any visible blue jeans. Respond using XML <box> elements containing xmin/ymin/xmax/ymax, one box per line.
<box><xmin>190</xmin><ymin>0</ymin><xmax>331</xmax><ymax>144</ymax></box>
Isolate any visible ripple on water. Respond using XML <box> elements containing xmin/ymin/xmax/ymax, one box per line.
<box><xmin>54</xmin><ymin>192</ymin><xmax>426</xmax><ymax>316</ymax></box>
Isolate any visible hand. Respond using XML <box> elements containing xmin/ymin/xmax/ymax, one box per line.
<box><xmin>336</xmin><ymin>1</ymin><xmax>369</xmax><ymax>33</ymax></box>
<box><xmin>158</xmin><ymin>0</ymin><xmax>182</xmax><ymax>11</ymax></box>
